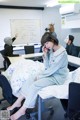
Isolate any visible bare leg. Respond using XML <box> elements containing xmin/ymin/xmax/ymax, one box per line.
<box><xmin>10</xmin><ymin>106</ymin><xmax>26</xmax><ymax>120</ymax></box>
<box><xmin>7</xmin><ymin>95</ymin><xmax>25</xmax><ymax>111</ymax></box>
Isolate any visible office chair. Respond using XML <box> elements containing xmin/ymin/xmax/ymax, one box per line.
<box><xmin>24</xmin><ymin>45</ymin><xmax>34</xmax><ymax>54</ymax></box>
<box><xmin>0</xmin><ymin>55</ymin><xmax>19</xmax><ymax>104</ymax></box>
<box><xmin>74</xmin><ymin>46</ymin><xmax>80</xmax><ymax>57</ymax></box>
<box><xmin>3</xmin><ymin>54</ymin><xmax>19</xmax><ymax>70</ymax></box>
<box><xmin>3</xmin><ymin>56</ymin><xmax>11</xmax><ymax>70</ymax></box>
<box><xmin>77</xmin><ymin>46</ymin><xmax>80</xmax><ymax>57</ymax></box>
<box><xmin>0</xmin><ymin>74</ymin><xmax>17</xmax><ymax>105</ymax></box>
<box><xmin>64</xmin><ymin>82</ymin><xmax>80</xmax><ymax>119</ymax></box>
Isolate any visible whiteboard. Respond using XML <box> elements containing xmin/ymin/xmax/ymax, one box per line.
<box><xmin>10</xmin><ymin>19</ymin><xmax>41</xmax><ymax>45</ymax></box>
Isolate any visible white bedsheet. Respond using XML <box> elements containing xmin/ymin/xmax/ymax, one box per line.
<box><xmin>2</xmin><ymin>58</ymin><xmax>45</xmax><ymax>97</ymax></box>
<box><xmin>38</xmin><ymin>67</ymin><xmax>80</xmax><ymax>99</ymax></box>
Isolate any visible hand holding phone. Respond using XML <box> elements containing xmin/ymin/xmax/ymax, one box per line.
<box><xmin>42</xmin><ymin>46</ymin><xmax>49</xmax><ymax>58</ymax></box>
<box><xmin>42</xmin><ymin>46</ymin><xmax>48</xmax><ymax>53</ymax></box>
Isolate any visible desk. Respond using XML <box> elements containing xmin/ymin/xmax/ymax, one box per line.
<box><xmin>22</xmin><ymin>52</ymin><xmax>43</xmax><ymax>61</ymax></box>
<box><xmin>8</xmin><ymin>56</ymin><xmax>22</xmax><ymax>64</ymax></box>
<box><xmin>8</xmin><ymin>54</ymin><xmax>80</xmax><ymax>67</ymax></box>
<box><xmin>13</xmin><ymin>46</ymin><xmax>25</xmax><ymax>55</ymax></box>
<box><xmin>21</xmin><ymin>53</ymin><xmax>43</xmax><ymax>59</ymax></box>
<box><xmin>8</xmin><ymin>53</ymin><xmax>43</xmax><ymax>64</ymax></box>
<box><xmin>68</xmin><ymin>55</ymin><xmax>80</xmax><ymax>67</ymax></box>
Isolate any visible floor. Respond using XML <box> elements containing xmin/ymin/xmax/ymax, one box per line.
<box><xmin>0</xmin><ymin>95</ymin><xmax>69</xmax><ymax>120</ymax></box>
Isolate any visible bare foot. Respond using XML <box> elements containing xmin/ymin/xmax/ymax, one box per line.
<box><xmin>7</xmin><ymin>96</ymin><xmax>25</xmax><ymax>112</ymax></box>
<box><xmin>7</xmin><ymin>102</ymin><xmax>21</xmax><ymax>111</ymax></box>
<box><xmin>10</xmin><ymin>107</ymin><xmax>26</xmax><ymax>120</ymax></box>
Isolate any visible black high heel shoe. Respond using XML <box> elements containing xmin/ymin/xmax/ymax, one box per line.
<box><xmin>10</xmin><ymin>107</ymin><xmax>21</xmax><ymax>115</ymax></box>
<box><xmin>10</xmin><ymin>99</ymin><xmax>25</xmax><ymax>115</ymax></box>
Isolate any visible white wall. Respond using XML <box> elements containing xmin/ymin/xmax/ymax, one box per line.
<box><xmin>42</xmin><ymin>6</ymin><xmax>62</xmax><ymax>44</ymax></box>
<box><xmin>0</xmin><ymin>9</ymin><xmax>43</xmax><ymax>47</ymax></box>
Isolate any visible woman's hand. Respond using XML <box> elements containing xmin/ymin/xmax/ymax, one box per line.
<box><xmin>42</xmin><ymin>46</ymin><xmax>48</xmax><ymax>53</ymax></box>
<box><xmin>42</xmin><ymin>46</ymin><xmax>48</xmax><ymax>58</ymax></box>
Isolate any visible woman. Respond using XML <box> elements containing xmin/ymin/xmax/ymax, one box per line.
<box><xmin>7</xmin><ymin>32</ymin><xmax>69</xmax><ymax>120</ymax></box>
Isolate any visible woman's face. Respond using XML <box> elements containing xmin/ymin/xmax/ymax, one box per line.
<box><xmin>44</xmin><ymin>41</ymin><xmax>54</xmax><ymax>50</ymax></box>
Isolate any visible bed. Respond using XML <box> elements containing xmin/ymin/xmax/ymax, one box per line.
<box><xmin>36</xmin><ymin>67</ymin><xmax>80</xmax><ymax>120</ymax></box>
<box><xmin>38</xmin><ymin>67</ymin><xmax>80</xmax><ymax>99</ymax></box>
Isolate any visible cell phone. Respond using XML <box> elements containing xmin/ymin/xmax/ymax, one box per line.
<box><xmin>47</xmin><ymin>48</ymin><xmax>50</xmax><ymax>51</ymax></box>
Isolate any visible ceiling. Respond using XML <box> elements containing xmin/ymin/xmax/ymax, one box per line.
<box><xmin>0</xmin><ymin>0</ymin><xmax>56</xmax><ymax>7</ymax></box>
